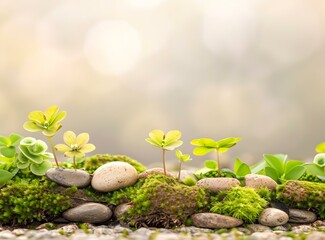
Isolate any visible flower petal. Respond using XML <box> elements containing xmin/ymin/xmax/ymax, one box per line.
<box><xmin>23</xmin><ymin>121</ymin><xmax>43</xmax><ymax>132</ymax></box>
<box><xmin>64</xmin><ymin>151</ymin><xmax>85</xmax><ymax>158</ymax></box>
<box><xmin>80</xmin><ymin>144</ymin><xmax>96</xmax><ymax>153</ymax></box>
<box><xmin>76</xmin><ymin>133</ymin><xmax>89</xmax><ymax>147</ymax></box>
<box><xmin>55</xmin><ymin>144</ymin><xmax>71</xmax><ymax>153</ymax></box>
<box><xmin>64</xmin><ymin>131</ymin><xmax>76</xmax><ymax>145</ymax></box>
<box><xmin>45</xmin><ymin>106</ymin><xmax>59</xmax><ymax>123</ymax></box>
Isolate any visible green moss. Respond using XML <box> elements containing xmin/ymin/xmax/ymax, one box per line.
<box><xmin>276</xmin><ymin>180</ymin><xmax>325</xmax><ymax>219</ymax></box>
<box><xmin>65</xmin><ymin>154</ymin><xmax>147</xmax><ymax>174</ymax></box>
<box><xmin>210</xmin><ymin>187</ymin><xmax>268</xmax><ymax>223</ymax></box>
<box><xmin>123</xmin><ymin>174</ymin><xmax>208</xmax><ymax>228</ymax></box>
<box><xmin>0</xmin><ymin>176</ymin><xmax>73</xmax><ymax>225</ymax></box>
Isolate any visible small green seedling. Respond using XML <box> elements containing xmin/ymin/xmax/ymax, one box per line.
<box><xmin>191</xmin><ymin>137</ymin><xmax>240</xmax><ymax>177</ymax></box>
<box><xmin>145</xmin><ymin>130</ymin><xmax>183</xmax><ymax>176</ymax></box>
<box><xmin>303</xmin><ymin>142</ymin><xmax>325</xmax><ymax>181</ymax></box>
<box><xmin>175</xmin><ymin>149</ymin><xmax>192</xmax><ymax>180</ymax></box>
<box><xmin>23</xmin><ymin>106</ymin><xmax>66</xmax><ymax>167</ymax></box>
<box><xmin>17</xmin><ymin>137</ymin><xmax>54</xmax><ymax>176</ymax></box>
<box><xmin>55</xmin><ymin>131</ymin><xmax>96</xmax><ymax>170</ymax></box>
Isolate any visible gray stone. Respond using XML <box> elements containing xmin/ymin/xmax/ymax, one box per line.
<box><xmin>291</xmin><ymin>225</ymin><xmax>317</xmax><ymax>233</ymax></box>
<box><xmin>244</xmin><ymin>174</ymin><xmax>277</xmax><ymax>190</ymax></box>
<box><xmin>12</xmin><ymin>228</ymin><xmax>28</xmax><ymax>236</ymax></box>
<box><xmin>0</xmin><ymin>230</ymin><xmax>16</xmax><ymax>239</ymax></box>
<box><xmin>191</xmin><ymin>213</ymin><xmax>243</xmax><ymax>229</ymax></box>
<box><xmin>91</xmin><ymin>162</ymin><xmax>138</xmax><ymax>192</ymax></box>
<box><xmin>306</xmin><ymin>232</ymin><xmax>325</xmax><ymax>240</ymax></box>
<box><xmin>288</xmin><ymin>209</ymin><xmax>317</xmax><ymax>223</ymax></box>
<box><xmin>138</xmin><ymin>168</ymin><xmax>175</xmax><ymax>179</ymax></box>
<box><xmin>63</xmin><ymin>203</ymin><xmax>112</xmax><ymax>223</ymax></box>
<box><xmin>246</xmin><ymin>223</ymin><xmax>271</xmax><ymax>232</ymax></box>
<box><xmin>154</xmin><ymin>233</ymin><xmax>182</xmax><ymax>240</ymax></box>
<box><xmin>258</xmin><ymin>208</ymin><xmax>289</xmax><ymax>227</ymax></box>
<box><xmin>196</xmin><ymin>177</ymin><xmax>240</xmax><ymax>192</ymax></box>
<box><xmin>46</xmin><ymin>168</ymin><xmax>91</xmax><ymax>188</ymax></box>
<box><xmin>249</xmin><ymin>232</ymin><xmax>279</xmax><ymax>240</ymax></box>
<box><xmin>114</xmin><ymin>203</ymin><xmax>132</xmax><ymax>219</ymax></box>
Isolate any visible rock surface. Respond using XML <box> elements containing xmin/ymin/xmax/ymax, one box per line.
<box><xmin>114</xmin><ymin>203</ymin><xmax>132</xmax><ymax>219</ymax></box>
<box><xmin>288</xmin><ymin>209</ymin><xmax>317</xmax><ymax>223</ymax></box>
<box><xmin>191</xmin><ymin>213</ymin><xmax>243</xmax><ymax>229</ymax></box>
<box><xmin>196</xmin><ymin>178</ymin><xmax>240</xmax><ymax>192</ymax></box>
<box><xmin>62</xmin><ymin>203</ymin><xmax>112</xmax><ymax>223</ymax></box>
<box><xmin>91</xmin><ymin>161</ymin><xmax>138</xmax><ymax>192</ymax></box>
<box><xmin>244</xmin><ymin>174</ymin><xmax>277</xmax><ymax>190</ymax></box>
<box><xmin>138</xmin><ymin>168</ymin><xmax>174</xmax><ymax>179</ymax></box>
<box><xmin>258</xmin><ymin>208</ymin><xmax>289</xmax><ymax>227</ymax></box>
<box><xmin>46</xmin><ymin>168</ymin><xmax>91</xmax><ymax>188</ymax></box>
<box><xmin>178</xmin><ymin>170</ymin><xmax>196</xmax><ymax>181</ymax></box>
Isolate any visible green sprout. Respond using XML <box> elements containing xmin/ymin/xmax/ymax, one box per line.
<box><xmin>55</xmin><ymin>131</ymin><xmax>96</xmax><ymax>170</ymax></box>
<box><xmin>191</xmin><ymin>137</ymin><xmax>240</xmax><ymax>177</ymax></box>
<box><xmin>17</xmin><ymin>137</ymin><xmax>54</xmax><ymax>176</ymax></box>
<box><xmin>23</xmin><ymin>106</ymin><xmax>67</xmax><ymax>168</ymax></box>
<box><xmin>175</xmin><ymin>150</ymin><xmax>192</xmax><ymax>180</ymax></box>
<box><xmin>145</xmin><ymin>130</ymin><xmax>183</xmax><ymax>176</ymax></box>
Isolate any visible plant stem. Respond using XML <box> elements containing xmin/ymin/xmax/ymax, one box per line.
<box><xmin>178</xmin><ymin>160</ymin><xmax>182</xmax><ymax>180</ymax></box>
<box><xmin>73</xmin><ymin>156</ymin><xmax>76</xmax><ymax>171</ymax></box>
<box><xmin>162</xmin><ymin>149</ymin><xmax>166</xmax><ymax>175</ymax></box>
<box><xmin>48</xmin><ymin>136</ymin><xmax>59</xmax><ymax>167</ymax></box>
<box><xmin>216</xmin><ymin>149</ymin><xmax>220</xmax><ymax>177</ymax></box>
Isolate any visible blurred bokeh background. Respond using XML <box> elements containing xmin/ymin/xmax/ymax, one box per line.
<box><xmin>1</xmin><ymin>0</ymin><xmax>325</xmax><ymax>168</ymax></box>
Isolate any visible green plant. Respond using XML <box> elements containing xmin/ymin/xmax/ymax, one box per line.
<box><xmin>175</xmin><ymin>150</ymin><xmax>192</xmax><ymax>180</ymax></box>
<box><xmin>145</xmin><ymin>130</ymin><xmax>183</xmax><ymax>175</ymax></box>
<box><xmin>55</xmin><ymin>131</ymin><xmax>96</xmax><ymax>170</ymax></box>
<box><xmin>303</xmin><ymin>142</ymin><xmax>325</xmax><ymax>181</ymax></box>
<box><xmin>191</xmin><ymin>137</ymin><xmax>240</xmax><ymax>177</ymax></box>
<box><xmin>23</xmin><ymin>106</ymin><xmax>66</xmax><ymax>167</ymax></box>
<box><xmin>251</xmin><ymin>154</ymin><xmax>306</xmax><ymax>184</ymax></box>
<box><xmin>17</xmin><ymin>137</ymin><xmax>53</xmax><ymax>176</ymax></box>
<box><xmin>0</xmin><ymin>133</ymin><xmax>23</xmax><ymax>185</ymax></box>
<box><xmin>210</xmin><ymin>187</ymin><xmax>268</xmax><ymax>223</ymax></box>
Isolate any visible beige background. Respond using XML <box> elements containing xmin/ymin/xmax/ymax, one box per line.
<box><xmin>1</xmin><ymin>0</ymin><xmax>325</xmax><ymax>167</ymax></box>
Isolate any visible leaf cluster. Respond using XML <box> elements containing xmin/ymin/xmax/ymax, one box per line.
<box><xmin>191</xmin><ymin>137</ymin><xmax>240</xmax><ymax>156</ymax></box>
<box><xmin>146</xmin><ymin>130</ymin><xmax>183</xmax><ymax>151</ymax></box>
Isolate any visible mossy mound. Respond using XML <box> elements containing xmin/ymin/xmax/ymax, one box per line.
<box><xmin>276</xmin><ymin>180</ymin><xmax>325</xmax><ymax>219</ymax></box>
<box><xmin>0</xmin><ymin>177</ymin><xmax>74</xmax><ymax>225</ymax></box>
<box><xmin>76</xmin><ymin>154</ymin><xmax>147</xmax><ymax>174</ymax></box>
<box><xmin>120</xmin><ymin>174</ymin><xmax>209</xmax><ymax>228</ymax></box>
<box><xmin>209</xmin><ymin>187</ymin><xmax>268</xmax><ymax>223</ymax></box>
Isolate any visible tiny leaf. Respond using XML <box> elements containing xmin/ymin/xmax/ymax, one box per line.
<box><xmin>30</xmin><ymin>160</ymin><xmax>52</xmax><ymax>176</ymax></box>
<box><xmin>0</xmin><ymin>146</ymin><xmax>16</xmax><ymax>158</ymax></box>
<box><xmin>285</xmin><ymin>165</ymin><xmax>306</xmax><ymax>180</ymax></box>
<box><xmin>204</xmin><ymin>160</ymin><xmax>218</xmax><ymax>169</ymax></box>
<box><xmin>0</xmin><ymin>169</ymin><xmax>14</xmax><ymax>185</ymax></box>
<box><xmin>193</xmin><ymin>147</ymin><xmax>215</xmax><ymax>156</ymax></box>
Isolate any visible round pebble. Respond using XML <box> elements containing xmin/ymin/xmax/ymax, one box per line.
<box><xmin>46</xmin><ymin>168</ymin><xmax>91</xmax><ymax>188</ymax></box>
<box><xmin>258</xmin><ymin>208</ymin><xmax>289</xmax><ymax>227</ymax></box>
<box><xmin>91</xmin><ymin>162</ymin><xmax>138</xmax><ymax>192</ymax></box>
<box><xmin>196</xmin><ymin>178</ymin><xmax>240</xmax><ymax>192</ymax></box>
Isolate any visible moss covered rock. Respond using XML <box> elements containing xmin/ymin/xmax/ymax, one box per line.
<box><xmin>276</xmin><ymin>180</ymin><xmax>325</xmax><ymax>219</ymax></box>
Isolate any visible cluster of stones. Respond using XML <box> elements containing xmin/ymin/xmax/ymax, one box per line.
<box><xmin>46</xmin><ymin>163</ymin><xmax>318</xmax><ymax>230</ymax></box>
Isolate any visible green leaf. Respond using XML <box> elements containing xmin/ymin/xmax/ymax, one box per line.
<box><xmin>148</xmin><ymin>130</ymin><xmax>164</xmax><ymax>145</ymax></box>
<box><xmin>304</xmin><ymin>163</ymin><xmax>325</xmax><ymax>177</ymax></box>
<box><xmin>164</xmin><ymin>130</ymin><xmax>182</xmax><ymax>146</ymax></box>
<box><xmin>40</xmin><ymin>152</ymin><xmax>54</xmax><ymax>159</ymax></box>
<box><xmin>30</xmin><ymin>160</ymin><xmax>52</xmax><ymax>176</ymax></box>
<box><xmin>0</xmin><ymin>169</ymin><xmax>14</xmax><ymax>185</ymax></box>
<box><xmin>313</xmin><ymin>153</ymin><xmax>325</xmax><ymax>167</ymax></box>
<box><xmin>23</xmin><ymin>121</ymin><xmax>43</xmax><ymax>132</ymax></box>
<box><xmin>284</xmin><ymin>160</ymin><xmax>305</xmax><ymax>174</ymax></box>
<box><xmin>163</xmin><ymin>140</ymin><xmax>183</xmax><ymax>150</ymax></box>
<box><xmin>44</xmin><ymin>106</ymin><xmax>59</xmax><ymax>123</ymax></box>
<box><xmin>204</xmin><ymin>160</ymin><xmax>218</xmax><ymax>169</ymax></box>
<box><xmin>193</xmin><ymin>147</ymin><xmax>215</xmax><ymax>156</ymax></box>
<box><xmin>263</xmin><ymin>154</ymin><xmax>284</xmax><ymax>175</ymax></box>
<box><xmin>17</xmin><ymin>160</ymin><xmax>30</xmax><ymax>169</ymax></box>
<box><xmin>216</xmin><ymin>137</ymin><xmax>241</xmax><ymax>149</ymax></box>
<box><xmin>9</xmin><ymin>133</ymin><xmax>23</xmax><ymax>146</ymax></box>
<box><xmin>180</xmin><ymin>154</ymin><xmax>192</xmax><ymax>162</ymax></box>
<box><xmin>28</xmin><ymin>110</ymin><xmax>45</xmax><ymax>124</ymax></box>
<box><xmin>0</xmin><ymin>136</ymin><xmax>10</xmax><ymax>146</ymax></box>
<box><xmin>0</xmin><ymin>146</ymin><xmax>16</xmax><ymax>158</ymax></box>
<box><xmin>316</xmin><ymin>142</ymin><xmax>325</xmax><ymax>153</ymax></box>
<box><xmin>236</xmin><ymin>163</ymin><xmax>251</xmax><ymax>177</ymax></box>
<box><xmin>19</xmin><ymin>145</ymin><xmax>43</xmax><ymax>164</ymax></box>
<box><xmin>265</xmin><ymin>166</ymin><xmax>279</xmax><ymax>182</ymax></box>
<box><xmin>175</xmin><ymin>149</ymin><xmax>182</xmax><ymax>159</ymax></box>
<box><xmin>234</xmin><ymin>158</ymin><xmax>243</xmax><ymax>173</ymax></box>
<box><xmin>27</xmin><ymin>140</ymin><xmax>47</xmax><ymax>154</ymax></box>
<box><xmin>20</xmin><ymin>137</ymin><xmax>36</xmax><ymax>146</ymax></box>
<box><xmin>285</xmin><ymin>165</ymin><xmax>306</xmax><ymax>180</ymax></box>
<box><xmin>250</xmin><ymin>161</ymin><xmax>266</xmax><ymax>174</ymax></box>
<box><xmin>17</xmin><ymin>153</ymin><xmax>29</xmax><ymax>163</ymax></box>
<box><xmin>145</xmin><ymin>138</ymin><xmax>161</xmax><ymax>148</ymax></box>
<box><xmin>51</xmin><ymin>110</ymin><xmax>67</xmax><ymax>125</ymax></box>
<box><xmin>190</xmin><ymin>138</ymin><xmax>217</xmax><ymax>148</ymax></box>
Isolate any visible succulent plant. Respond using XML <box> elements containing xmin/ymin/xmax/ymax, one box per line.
<box><xmin>23</xmin><ymin>106</ymin><xmax>67</xmax><ymax>167</ymax></box>
<box><xmin>55</xmin><ymin>131</ymin><xmax>96</xmax><ymax>170</ymax></box>
<box><xmin>17</xmin><ymin>137</ymin><xmax>53</xmax><ymax>176</ymax></box>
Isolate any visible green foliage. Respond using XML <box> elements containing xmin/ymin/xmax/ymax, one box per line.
<box><xmin>146</xmin><ymin>130</ymin><xmax>183</xmax><ymax>175</ymax></box>
<box><xmin>55</xmin><ymin>131</ymin><xmax>96</xmax><ymax>170</ymax></box>
<box><xmin>17</xmin><ymin>137</ymin><xmax>53</xmax><ymax>176</ymax></box>
<box><xmin>0</xmin><ymin>133</ymin><xmax>23</xmax><ymax>185</ymax></box>
<box><xmin>191</xmin><ymin>137</ymin><xmax>240</xmax><ymax>177</ymax></box>
<box><xmin>299</xmin><ymin>173</ymin><xmax>325</xmax><ymax>183</ymax></box>
<box><xmin>210</xmin><ymin>187</ymin><xmax>268</xmax><ymax>223</ymax></box>
<box><xmin>0</xmin><ymin>177</ymin><xmax>72</xmax><ymax>224</ymax></box>
<box><xmin>316</xmin><ymin>142</ymin><xmax>325</xmax><ymax>153</ymax></box>
<box><xmin>175</xmin><ymin>149</ymin><xmax>192</xmax><ymax>180</ymax></box>
<box><xmin>313</xmin><ymin>153</ymin><xmax>325</xmax><ymax>167</ymax></box>
<box><xmin>253</xmin><ymin>154</ymin><xmax>306</xmax><ymax>184</ymax></box>
<box><xmin>66</xmin><ymin>154</ymin><xmax>146</xmax><ymax>174</ymax></box>
<box><xmin>276</xmin><ymin>180</ymin><xmax>325</xmax><ymax>219</ymax></box>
